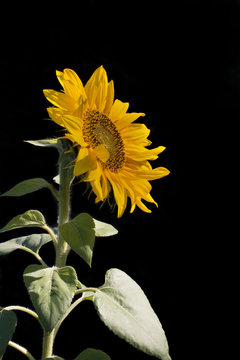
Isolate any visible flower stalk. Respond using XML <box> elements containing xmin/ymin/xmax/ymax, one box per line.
<box><xmin>55</xmin><ymin>140</ymin><xmax>74</xmax><ymax>268</ymax></box>
<box><xmin>41</xmin><ymin>140</ymin><xmax>74</xmax><ymax>358</ymax></box>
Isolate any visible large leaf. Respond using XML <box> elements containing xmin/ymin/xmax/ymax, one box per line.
<box><xmin>59</xmin><ymin>213</ymin><xmax>95</xmax><ymax>267</ymax></box>
<box><xmin>93</xmin><ymin>218</ymin><xmax>118</xmax><ymax>237</ymax></box>
<box><xmin>0</xmin><ymin>178</ymin><xmax>50</xmax><ymax>197</ymax></box>
<box><xmin>93</xmin><ymin>269</ymin><xmax>171</xmax><ymax>360</ymax></box>
<box><xmin>0</xmin><ymin>233</ymin><xmax>52</xmax><ymax>256</ymax></box>
<box><xmin>0</xmin><ymin>310</ymin><xmax>17</xmax><ymax>357</ymax></box>
<box><xmin>23</xmin><ymin>265</ymin><xmax>78</xmax><ymax>332</ymax></box>
<box><xmin>0</xmin><ymin>210</ymin><xmax>46</xmax><ymax>233</ymax></box>
<box><xmin>74</xmin><ymin>348</ymin><xmax>111</xmax><ymax>360</ymax></box>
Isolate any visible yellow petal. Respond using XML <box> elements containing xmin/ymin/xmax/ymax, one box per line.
<box><xmin>101</xmin><ymin>173</ymin><xmax>111</xmax><ymax>199</ymax></box>
<box><xmin>94</xmin><ymin>144</ymin><xmax>110</xmax><ymax>163</ymax></box>
<box><xmin>83</xmin><ymin>165</ymin><xmax>102</xmax><ymax>182</ymax></box>
<box><xmin>43</xmin><ymin>89</ymin><xmax>75</xmax><ymax>111</ymax></box>
<box><xmin>47</xmin><ymin>107</ymin><xmax>67</xmax><ymax>126</ymax></box>
<box><xmin>60</xmin><ymin>115</ymin><xmax>85</xmax><ymax>146</ymax></box>
<box><xmin>91</xmin><ymin>177</ymin><xmax>104</xmax><ymax>203</ymax></box>
<box><xmin>95</xmin><ymin>72</ymin><xmax>108</xmax><ymax>112</ymax></box>
<box><xmin>133</xmin><ymin>166</ymin><xmax>170</xmax><ymax>180</ymax></box>
<box><xmin>116</xmin><ymin>112</ymin><xmax>145</xmax><ymax>130</ymax></box>
<box><xmin>61</xmin><ymin>115</ymin><xmax>83</xmax><ymax>130</ymax></box>
<box><xmin>107</xmin><ymin>173</ymin><xmax>128</xmax><ymax>217</ymax></box>
<box><xmin>136</xmin><ymin>199</ymin><xmax>152</xmax><ymax>213</ymax></box>
<box><xmin>74</xmin><ymin>149</ymin><xmax>97</xmax><ymax>176</ymax></box>
<box><xmin>109</xmin><ymin>99</ymin><xmax>129</xmax><ymax>122</ymax></box>
<box><xmin>56</xmin><ymin>69</ymin><xmax>87</xmax><ymax>101</ymax></box>
<box><xmin>120</xmin><ymin>124</ymin><xmax>151</xmax><ymax>145</ymax></box>
<box><xmin>56</xmin><ymin>70</ymin><xmax>65</xmax><ymax>88</ymax></box>
<box><xmin>85</xmin><ymin>66</ymin><xmax>108</xmax><ymax>111</ymax></box>
<box><xmin>104</xmin><ymin>80</ymin><xmax>114</xmax><ymax>115</ymax></box>
<box><xmin>125</xmin><ymin>145</ymin><xmax>166</xmax><ymax>161</ymax></box>
<box><xmin>131</xmin><ymin>179</ymin><xmax>152</xmax><ymax>195</ymax></box>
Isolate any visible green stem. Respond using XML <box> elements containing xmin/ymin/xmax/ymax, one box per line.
<box><xmin>8</xmin><ymin>341</ymin><xmax>36</xmax><ymax>360</ymax></box>
<box><xmin>4</xmin><ymin>305</ymin><xmax>39</xmax><ymax>321</ymax></box>
<box><xmin>55</xmin><ymin>172</ymin><xmax>72</xmax><ymax>268</ymax></box>
<box><xmin>55</xmin><ymin>141</ymin><xmax>74</xmax><ymax>268</ymax></box>
<box><xmin>21</xmin><ymin>247</ymin><xmax>47</xmax><ymax>267</ymax></box>
<box><xmin>54</xmin><ymin>288</ymin><xmax>97</xmax><ymax>339</ymax></box>
<box><xmin>42</xmin><ymin>225</ymin><xmax>58</xmax><ymax>248</ymax></box>
<box><xmin>48</xmin><ymin>183</ymin><xmax>61</xmax><ymax>201</ymax></box>
<box><xmin>41</xmin><ymin>140</ymin><xmax>74</xmax><ymax>359</ymax></box>
<box><xmin>54</xmin><ymin>296</ymin><xmax>85</xmax><ymax>339</ymax></box>
<box><xmin>41</xmin><ymin>330</ymin><xmax>55</xmax><ymax>360</ymax></box>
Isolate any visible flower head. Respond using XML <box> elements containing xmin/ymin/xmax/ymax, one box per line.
<box><xmin>43</xmin><ymin>66</ymin><xmax>169</xmax><ymax>217</ymax></box>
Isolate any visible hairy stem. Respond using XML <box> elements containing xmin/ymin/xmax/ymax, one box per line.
<box><xmin>55</xmin><ymin>143</ymin><xmax>73</xmax><ymax>268</ymax></box>
<box><xmin>55</xmin><ymin>173</ymin><xmax>71</xmax><ymax>268</ymax></box>
<box><xmin>41</xmin><ymin>140</ymin><xmax>74</xmax><ymax>359</ymax></box>
<box><xmin>41</xmin><ymin>330</ymin><xmax>55</xmax><ymax>360</ymax></box>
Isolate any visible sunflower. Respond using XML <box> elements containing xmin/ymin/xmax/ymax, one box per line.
<box><xmin>43</xmin><ymin>66</ymin><xmax>170</xmax><ymax>217</ymax></box>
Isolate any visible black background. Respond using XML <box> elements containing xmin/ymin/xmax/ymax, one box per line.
<box><xmin>0</xmin><ymin>1</ymin><xmax>238</xmax><ymax>359</ymax></box>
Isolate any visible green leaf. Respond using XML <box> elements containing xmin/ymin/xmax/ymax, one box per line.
<box><xmin>0</xmin><ymin>310</ymin><xmax>17</xmax><ymax>357</ymax></box>
<box><xmin>0</xmin><ymin>210</ymin><xmax>46</xmax><ymax>233</ymax></box>
<box><xmin>0</xmin><ymin>233</ymin><xmax>52</xmax><ymax>256</ymax></box>
<box><xmin>23</xmin><ymin>265</ymin><xmax>78</xmax><ymax>332</ymax></box>
<box><xmin>93</xmin><ymin>269</ymin><xmax>171</xmax><ymax>360</ymax></box>
<box><xmin>0</xmin><ymin>178</ymin><xmax>50</xmax><ymax>197</ymax></box>
<box><xmin>25</xmin><ymin>138</ymin><xmax>60</xmax><ymax>149</ymax></box>
<box><xmin>93</xmin><ymin>218</ymin><xmax>118</xmax><ymax>237</ymax></box>
<box><xmin>74</xmin><ymin>348</ymin><xmax>111</xmax><ymax>360</ymax></box>
<box><xmin>59</xmin><ymin>213</ymin><xmax>95</xmax><ymax>267</ymax></box>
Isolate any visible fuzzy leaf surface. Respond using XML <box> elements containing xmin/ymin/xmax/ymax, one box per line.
<box><xmin>93</xmin><ymin>268</ymin><xmax>171</xmax><ymax>360</ymax></box>
<box><xmin>74</xmin><ymin>348</ymin><xmax>111</xmax><ymax>360</ymax></box>
<box><xmin>0</xmin><ymin>310</ymin><xmax>17</xmax><ymax>357</ymax></box>
<box><xmin>93</xmin><ymin>218</ymin><xmax>118</xmax><ymax>237</ymax></box>
<box><xmin>23</xmin><ymin>265</ymin><xmax>78</xmax><ymax>332</ymax></box>
<box><xmin>59</xmin><ymin>213</ymin><xmax>95</xmax><ymax>267</ymax></box>
<box><xmin>1</xmin><ymin>178</ymin><xmax>50</xmax><ymax>197</ymax></box>
<box><xmin>0</xmin><ymin>234</ymin><xmax>52</xmax><ymax>255</ymax></box>
<box><xmin>0</xmin><ymin>210</ymin><xmax>46</xmax><ymax>233</ymax></box>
